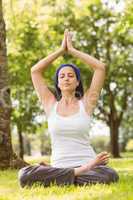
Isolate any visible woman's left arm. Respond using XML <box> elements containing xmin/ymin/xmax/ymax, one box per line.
<box><xmin>67</xmin><ymin>32</ymin><xmax>106</xmax><ymax>115</ymax></box>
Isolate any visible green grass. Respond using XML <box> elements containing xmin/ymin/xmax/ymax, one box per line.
<box><xmin>0</xmin><ymin>153</ymin><xmax>133</xmax><ymax>200</ymax></box>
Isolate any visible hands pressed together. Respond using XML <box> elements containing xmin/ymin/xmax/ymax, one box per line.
<box><xmin>61</xmin><ymin>29</ymin><xmax>74</xmax><ymax>53</ymax></box>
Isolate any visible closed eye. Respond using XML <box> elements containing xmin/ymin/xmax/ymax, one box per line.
<box><xmin>59</xmin><ymin>74</ymin><xmax>74</xmax><ymax>78</ymax></box>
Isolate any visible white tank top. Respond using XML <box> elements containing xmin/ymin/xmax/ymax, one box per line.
<box><xmin>47</xmin><ymin>100</ymin><xmax>96</xmax><ymax>168</ymax></box>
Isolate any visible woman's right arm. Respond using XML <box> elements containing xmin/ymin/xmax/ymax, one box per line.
<box><xmin>31</xmin><ymin>48</ymin><xmax>64</xmax><ymax>116</ymax></box>
<box><xmin>31</xmin><ymin>48</ymin><xmax>64</xmax><ymax>74</ymax></box>
<box><xmin>31</xmin><ymin>30</ymin><xmax>68</xmax><ymax>116</ymax></box>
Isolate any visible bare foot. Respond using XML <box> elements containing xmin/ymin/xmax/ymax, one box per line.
<box><xmin>39</xmin><ymin>162</ymin><xmax>50</xmax><ymax>166</ymax></box>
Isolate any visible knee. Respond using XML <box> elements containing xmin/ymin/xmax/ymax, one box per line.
<box><xmin>111</xmin><ymin>169</ymin><xmax>119</xmax><ymax>182</ymax></box>
<box><xmin>106</xmin><ymin>168</ymin><xmax>119</xmax><ymax>184</ymax></box>
<box><xmin>18</xmin><ymin>167</ymin><xmax>28</xmax><ymax>188</ymax></box>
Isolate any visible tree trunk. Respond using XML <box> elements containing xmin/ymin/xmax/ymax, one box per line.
<box><xmin>40</xmin><ymin>136</ymin><xmax>45</xmax><ymax>155</ymax></box>
<box><xmin>0</xmin><ymin>0</ymin><xmax>29</xmax><ymax>169</ymax></box>
<box><xmin>25</xmin><ymin>135</ymin><xmax>31</xmax><ymax>156</ymax></box>
<box><xmin>106</xmin><ymin>80</ymin><xmax>122</xmax><ymax>158</ymax></box>
<box><xmin>18</xmin><ymin>124</ymin><xmax>24</xmax><ymax>159</ymax></box>
<box><xmin>109</xmin><ymin>120</ymin><xmax>120</xmax><ymax>157</ymax></box>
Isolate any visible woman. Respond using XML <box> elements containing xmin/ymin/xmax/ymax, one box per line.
<box><xmin>18</xmin><ymin>30</ymin><xmax>119</xmax><ymax>187</ymax></box>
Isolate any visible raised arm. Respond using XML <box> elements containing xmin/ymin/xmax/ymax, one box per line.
<box><xmin>31</xmin><ymin>30</ymin><xmax>68</xmax><ymax>116</ymax></box>
<box><xmin>67</xmin><ymin>32</ymin><xmax>106</xmax><ymax>115</ymax></box>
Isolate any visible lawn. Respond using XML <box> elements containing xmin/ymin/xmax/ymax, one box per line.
<box><xmin>0</xmin><ymin>153</ymin><xmax>133</xmax><ymax>200</ymax></box>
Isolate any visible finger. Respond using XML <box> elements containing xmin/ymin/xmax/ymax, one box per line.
<box><xmin>100</xmin><ymin>152</ymin><xmax>109</xmax><ymax>157</ymax></box>
<box><xmin>98</xmin><ymin>156</ymin><xmax>109</xmax><ymax>162</ymax></box>
<box><xmin>102</xmin><ymin>161</ymin><xmax>108</xmax><ymax>165</ymax></box>
<box><xmin>102</xmin><ymin>157</ymin><xmax>109</xmax><ymax>161</ymax></box>
<box><xmin>97</xmin><ymin>152</ymin><xmax>108</xmax><ymax>158</ymax></box>
<box><xmin>65</xmin><ymin>31</ymin><xmax>68</xmax><ymax>40</ymax></box>
<box><xmin>67</xmin><ymin>32</ymin><xmax>71</xmax><ymax>40</ymax></box>
<box><xmin>67</xmin><ymin>34</ymin><xmax>71</xmax><ymax>44</ymax></box>
<box><xmin>64</xmin><ymin>29</ymin><xmax>68</xmax><ymax>36</ymax></box>
<box><xmin>65</xmin><ymin>29</ymin><xmax>69</xmax><ymax>33</ymax></box>
<box><xmin>101</xmin><ymin>155</ymin><xmax>110</xmax><ymax>160</ymax></box>
<box><xmin>98</xmin><ymin>152</ymin><xmax>107</xmax><ymax>155</ymax></box>
<box><xmin>101</xmin><ymin>151</ymin><xmax>108</xmax><ymax>155</ymax></box>
<box><xmin>104</xmin><ymin>158</ymin><xmax>109</xmax><ymax>162</ymax></box>
<box><xmin>69</xmin><ymin>31</ymin><xmax>73</xmax><ymax>37</ymax></box>
<box><xmin>68</xmin><ymin>32</ymin><xmax>72</xmax><ymax>39</ymax></box>
<box><xmin>103</xmin><ymin>159</ymin><xmax>109</xmax><ymax>164</ymax></box>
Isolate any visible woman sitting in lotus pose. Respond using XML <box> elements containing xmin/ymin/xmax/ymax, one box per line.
<box><xmin>18</xmin><ymin>30</ymin><xmax>119</xmax><ymax>187</ymax></box>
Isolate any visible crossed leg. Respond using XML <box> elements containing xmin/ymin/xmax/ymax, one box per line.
<box><xmin>18</xmin><ymin>164</ymin><xmax>118</xmax><ymax>188</ymax></box>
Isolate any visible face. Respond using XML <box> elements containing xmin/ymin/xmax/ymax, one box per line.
<box><xmin>58</xmin><ymin>67</ymin><xmax>79</xmax><ymax>92</ymax></box>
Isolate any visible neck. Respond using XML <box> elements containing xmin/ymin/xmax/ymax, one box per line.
<box><xmin>61</xmin><ymin>91</ymin><xmax>77</xmax><ymax>104</ymax></box>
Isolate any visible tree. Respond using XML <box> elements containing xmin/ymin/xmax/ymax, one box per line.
<box><xmin>4</xmin><ymin>0</ymin><xmax>132</xmax><ymax>158</ymax></box>
<box><xmin>0</xmin><ymin>0</ymin><xmax>28</xmax><ymax>169</ymax></box>
<box><xmin>120</xmin><ymin>106</ymin><xmax>133</xmax><ymax>152</ymax></box>
<box><xmin>6</xmin><ymin>6</ymin><xmax>44</xmax><ymax>159</ymax></box>
<box><xmin>4</xmin><ymin>0</ymin><xmax>54</xmax><ymax>158</ymax></box>
<box><xmin>75</xmin><ymin>2</ymin><xmax>132</xmax><ymax>157</ymax></box>
<box><xmin>48</xmin><ymin>1</ymin><xmax>132</xmax><ymax>157</ymax></box>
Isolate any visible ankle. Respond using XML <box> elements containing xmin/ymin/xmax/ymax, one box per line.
<box><xmin>74</xmin><ymin>164</ymin><xmax>91</xmax><ymax>176</ymax></box>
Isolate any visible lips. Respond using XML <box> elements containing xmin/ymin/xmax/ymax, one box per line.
<box><xmin>64</xmin><ymin>83</ymin><xmax>70</xmax><ymax>86</ymax></box>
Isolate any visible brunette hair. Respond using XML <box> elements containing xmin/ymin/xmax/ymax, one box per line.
<box><xmin>54</xmin><ymin>64</ymin><xmax>84</xmax><ymax>100</ymax></box>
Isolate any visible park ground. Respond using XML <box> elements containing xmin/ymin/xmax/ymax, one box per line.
<box><xmin>0</xmin><ymin>152</ymin><xmax>133</xmax><ymax>200</ymax></box>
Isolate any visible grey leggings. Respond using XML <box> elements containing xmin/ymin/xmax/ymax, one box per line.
<box><xmin>18</xmin><ymin>164</ymin><xmax>119</xmax><ymax>188</ymax></box>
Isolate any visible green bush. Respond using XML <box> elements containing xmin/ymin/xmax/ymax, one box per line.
<box><xmin>126</xmin><ymin>139</ymin><xmax>133</xmax><ymax>152</ymax></box>
<box><xmin>90</xmin><ymin>135</ymin><xmax>110</xmax><ymax>153</ymax></box>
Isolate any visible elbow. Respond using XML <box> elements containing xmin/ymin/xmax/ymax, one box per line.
<box><xmin>30</xmin><ymin>68</ymin><xmax>39</xmax><ymax>77</ymax></box>
<box><xmin>95</xmin><ymin>63</ymin><xmax>106</xmax><ymax>74</ymax></box>
<box><xmin>100</xmin><ymin>62</ymin><xmax>106</xmax><ymax>70</ymax></box>
<box><xmin>98</xmin><ymin>63</ymin><xmax>106</xmax><ymax>72</ymax></box>
<box><xmin>31</xmin><ymin>66</ymin><xmax>36</xmax><ymax>74</ymax></box>
<box><xmin>94</xmin><ymin>61</ymin><xmax>106</xmax><ymax>71</ymax></box>
<box><xmin>30</xmin><ymin>66</ymin><xmax>42</xmax><ymax>74</ymax></box>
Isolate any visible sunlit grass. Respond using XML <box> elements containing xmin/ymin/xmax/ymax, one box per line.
<box><xmin>0</xmin><ymin>152</ymin><xmax>133</xmax><ymax>200</ymax></box>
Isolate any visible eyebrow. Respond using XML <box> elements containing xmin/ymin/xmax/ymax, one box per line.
<box><xmin>59</xmin><ymin>72</ymin><xmax>74</xmax><ymax>76</ymax></box>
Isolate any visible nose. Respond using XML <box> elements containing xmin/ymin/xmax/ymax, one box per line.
<box><xmin>64</xmin><ymin>76</ymin><xmax>69</xmax><ymax>81</ymax></box>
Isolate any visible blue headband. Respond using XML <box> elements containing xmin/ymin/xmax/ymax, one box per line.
<box><xmin>55</xmin><ymin>64</ymin><xmax>81</xmax><ymax>82</ymax></box>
